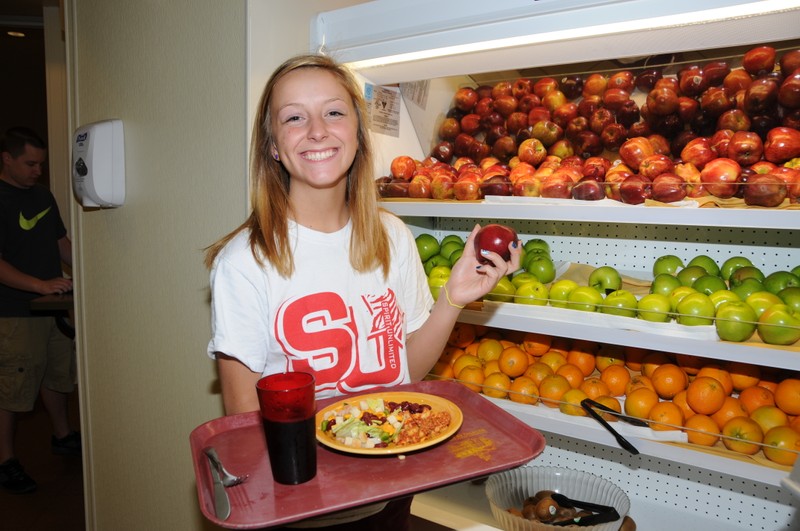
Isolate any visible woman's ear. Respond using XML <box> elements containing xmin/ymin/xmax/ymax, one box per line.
<box><xmin>271</xmin><ymin>145</ymin><xmax>280</xmax><ymax>161</ymax></box>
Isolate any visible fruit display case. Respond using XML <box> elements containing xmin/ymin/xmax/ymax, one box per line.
<box><xmin>309</xmin><ymin>0</ymin><xmax>800</xmax><ymax>526</ymax></box>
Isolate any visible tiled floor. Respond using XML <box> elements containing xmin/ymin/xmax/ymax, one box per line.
<box><xmin>0</xmin><ymin>390</ymin><xmax>85</xmax><ymax>531</ymax></box>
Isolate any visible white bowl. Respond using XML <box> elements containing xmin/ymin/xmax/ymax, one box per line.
<box><xmin>485</xmin><ymin>466</ymin><xmax>631</xmax><ymax>531</ymax></box>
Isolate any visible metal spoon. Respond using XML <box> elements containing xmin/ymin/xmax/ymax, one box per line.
<box><xmin>203</xmin><ymin>447</ymin><xmax>249</xmax><ymax>487</ymax></box>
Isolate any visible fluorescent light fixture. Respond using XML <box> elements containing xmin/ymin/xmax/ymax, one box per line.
<box><xmin>7</xmin><ymin>31</ymin><xmax>26</xmax><ymax>38</ymax></box>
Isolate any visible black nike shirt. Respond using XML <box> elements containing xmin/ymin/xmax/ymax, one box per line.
<box><xmin>0</xmin><ymin>180</ymin><xmax>67</xmax><ymax>316</ymax></box>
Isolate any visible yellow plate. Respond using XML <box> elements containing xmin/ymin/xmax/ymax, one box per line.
<box><xmin>315</xmin><ymin>391</ymin><xmax>463</xmax><ymax>455</ymax></box>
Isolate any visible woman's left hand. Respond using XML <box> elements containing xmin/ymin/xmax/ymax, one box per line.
<box><xmin>443</xmin><ymin>224</ymin><xmax>522</xmax><ymax>308</ymax></box>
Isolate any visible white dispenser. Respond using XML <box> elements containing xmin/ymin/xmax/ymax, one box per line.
<box><xmin>72</xmin><ymin>119</ymin><xmax>125</xmax><ymax>208</ymax></box>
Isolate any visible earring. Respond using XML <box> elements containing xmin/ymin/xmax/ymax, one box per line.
<box><xmin>273</xmin><ymin>152</ymin><xmax>280</xmax><ymax>161</ymax></box>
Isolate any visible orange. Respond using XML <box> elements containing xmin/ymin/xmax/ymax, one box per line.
<box><xmin>791</xmin><ymin>415</ymin><xmax>800</xmax><ymax>432</ymax></box>
<box><xmin>762</xmin><ymin>425</ymin><xmax>800</xmax><ymax>466</ymax></box>
<box><xmin>464</xmin><ymin>341</ymin><xmax>480</xmax><ymax>358</ymax></box>
<box><xmin>580</xmin><ymin>377</ymin><xmax>611</xmax><ymax>400</ymax></box>
<box><xmin>672</xmin><ymin>390</ymin><xmax>696</xmax><ymax>421</ymax></box>
<box><xmin>452</xmin><ymin>354</ymin><xmax>482</xmax><ymax>377</ymax></box>
<box><xmin>750</xmin><ymin>405</ymin><xmax>789</xmax><ymax>435</ymax></box>
<box><xmin>686</xmin><ymin>376</ymin><xmax>727</xmax><ymax>415</ymax></box>
<box><xmin>483</xmin><ymin>360</ymin><xmax>502</xmax><ymax>377</ymax></box>
<box><xmin>520</xmin><ymin>332</ymin><xmax>552</xmax><ymax>356</ymax></box>
<box><xmin>721</xmin><ymin>416</ymin><xmax>764</xmax><ymax>455</ymax></box>
<box><xmin>499</xmin><ymin>346</ymin><xmax>530</xmax><ymax>378</ymax></box>
<box><xmin>738</xmin><ymin>385</ymin><xmax>775</xmax><ymax>415</ymax></box>
<box><xmin>559</xmin><ymin>388</ymin><xmax>589</xmax><ymax>417</ymax></box>
<box><xmin>650</xmin><ymin>363</ymin><xmax>688</xmax><ymax>400</ymax></box>
<box><xmin>710</xmin><ymin>396</ymin><xmax>748</xmax><ymax>431</ymax></box>
<box><xmin>623</xmin><ymin>346</ymin><xmax>648</xmax><ymax>372</ymax></box>
<box><xmin>557</xmin><ymin>363</ymin><xmax>586</xmax><ymax>389</ymax></box>
<box><xmin>524</xmin><ymin>362</ymin><xmax>555</xmax><ymax>387</ymax></box>
<box><xmin>499</xmin><ymin>339</ymin><xmax>518</xmax><ymax>350</ymax></box>
<box><xmin>546</xmin><ymin>348</ymin><xmax>570</xmax><ymax>359</ymax></box>
<box><xmin>624</xmin><ymin>387</ymin><xmax>659</xmax><ymax>420</ymax></box>
<box><xmin>439</xmin><ymin>346</ymin><xmax>465</xmax><ymax>365</ymax></box>
<box><xmin>696</xmin><ymin>365</ymin><xmax>734</xmax><ymax>396</ymax></box>
<box><xmin>727</xmin><ymin>361</ymin><xmax>761</xmax><ymax>392</ymax></box>
<box><xmin>757</xmin><ymin>378</ymin><xmax>779</xmax><ymax>395</ymax></box>
<box><xmin>594</xmin><ymin>395</ymin><xmax>622</xmax><ymax>422</ymax></box>
<box><xmin>774</xmin><ymin>379</ymin><xmax>800</xmax><ymax>416</ymax></box>
<box><xmin>509</xmin><ymin>376</ymin><xmax>539</xmax><ymax>405</ymax></box>
<box><xmin>447</xmin><ymin>322</ymin><xmax>477</xmax><ymax>348</ymax></box>
<box><xmin>539</xmin><ymin>350</ymin><xmax>568</xmax><ymax>374</ymax></box>
<box><xmin>641</xmin><ymin>351</ymin><xmax>672</xmax><ymax>378</ymax></box>
<box><xmin>566</xmin><ymin>348</ymin><xmax>596</xmax><ymax>377</ymax></box>
<box><xmin>626</xmin><ymin>374</ymin><xmax>655</xmax><ymax>395</ymax></box>
<box><xmin>684</xmin><ymin>414</ymin><xmax>721</xmax><ymax>446</ymax></box>
<box><xmin>429</xmin><ymin>361</ymin><xmax>455</xmax><ymax>381</ymax></box>
<box><xmin>674</xmin><ymin>353</ymin><xmax>705</xmax><ymax>376</ymax></box>
<box><xmin>648</xmin><ymin>401</ymin><xmax>685</xmax><ymax>431</ymax></box>
<box><xmin>456</xmin><ymin>365</ymin><xmax>485</xmax><ymax>393</ymax></box>
<box><xmin>595</xmin><ymin>344</ymin><xmax>626</xmax><ymax>372</ymax></box>
<box><xmin>539</xmin><ymin>374</ymin><xmax>571</xmax><ymax>408</ymax></box>
<box><xmin>483</xmin><ymin>372</ymin><xmax>512</xmax><ymax>399</ymax></box>
<box><xmin>476</xmin><ymin>338</ymin><xmax>504</xmax><ymax>364</ymax></box>
<box><xmin>600</xmin><ymin>365</ymin><xmax>632</xmax><ymax>397</ymax></box>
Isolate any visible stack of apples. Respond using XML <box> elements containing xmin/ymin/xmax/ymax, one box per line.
<box><xmin>377</xmin><ymin>44</ymin><xmax>800</xmax><ymax>206</ymax></box>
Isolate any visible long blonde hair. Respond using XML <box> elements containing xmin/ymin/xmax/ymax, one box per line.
<box><xmin>205</xmin><ymin>54</ymin><xmax>390</xmax><ymax>278</ymax></box>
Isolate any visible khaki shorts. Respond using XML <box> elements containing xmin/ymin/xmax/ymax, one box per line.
<box><xmin>0</xmin><ymin>317</ymin><xmax>76</xmax><ymax>412</ymax></box>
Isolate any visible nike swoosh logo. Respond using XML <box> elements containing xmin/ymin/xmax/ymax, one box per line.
<box><xmin>19</xmin><ymin>207</ymin><xmax>51</xmax><ymax>230</ymax></box>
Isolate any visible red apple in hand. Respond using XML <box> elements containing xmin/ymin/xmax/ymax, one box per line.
<box><xmin>727</xmin><ymin>131</ymin><xmax>764</xmax><ymax>166</ymax></box>
<box><xmin>474</xmin><ymin>224</ymin><xmax>518</xmax><ymax>264</ymax></box>
<box><xmin>700</xmin><ymin>157</ymin><xmax>742</xmax><ymax>198</ymax></box>
<box><xmin>764</xmin><ymin>127</ymin><xmax>800</xmax><ymax>164</ymax></box>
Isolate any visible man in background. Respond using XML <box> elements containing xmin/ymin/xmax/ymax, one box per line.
<box><xmin>0</xmin><ymin>127</ymin><xmax>79</xmax><ymax>494</ymax></box>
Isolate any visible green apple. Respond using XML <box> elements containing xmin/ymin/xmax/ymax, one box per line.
<box><xmin>677</xmin><ymin>265</ymin><xmax>708</xmax><ymax>287</ymax></box>
<box><xmin>440</xmin><ymin>234</ymin><xmax>465</xmax><ymax>248</ymax></box>
<box><xmin>637</xmin><ymin>293</ymin><xmax>672</xmax><ymax>322</ymax></box>
<box><xmin>763</xmin><ymin>271</ymin><xmax>800</xmax><ymax>295</ymax></box>
<box><xmin>675</xmin><ymin>292</ymin><xmax>716</xmax><ymax>326</ymax></box>
<box><xmin>485</xmin><ymin>276</ymin><xmax>516</xmax><ymax>303</ymax></box>
<box><xmin>524</xmin><ymin>254</ymin><xmax>556</xmax><ymax>284</ymax></box>
<box><xmin>692</xmin><ymin>274</ymin><xmax>728</xmax><ymax>296</ymax></box>
<box><xmin>424</xmin><ymin>255</ymin><xmax>451</xmax><ymax>276</ymax></box>
<box><xmin>428</xmin><ymin>275</ymin><xmax>448</xmax><ymax>301</ymax></box>
<box><xmin>514</xmin><ymin>280</ymin><xmax>549</xmax><ymax>306</ymax></box>
<box><xmin>439</xmin><ymin>240</ymin><xmax>465</xmax><ymax>261</ymax></box>
<box><xmin>602</xmin><ymin>289</ymin><xmax>639</xmax><ymax>318</ymax></box>
<box><xmin>566</xmin><ymin>286</ymin><xmax>604</xmax><ymax>312</ymax></box>
<box><xmin>588</xmin><ymin>265</ymin><xmax>622</xmax><ymax>294</ymax></box>
<box><xmin>415</xmin><ymin>233</ymin><xmax>440</xmax><ymax>262</ymax></box>
<box><xmin>793</xmin><ymin>265</ymin><xmax>800</xmax><ymax>278</ymax></box>
<box><xmin>778</xmin><ymin>286</ymin><xmax>800</xmax><ymax>314</ymax></box>
<box><xmin>428</xmin><ymin>265</ymin><xmax>452</xmax><ymax>280</ymax></box>
<box><xmin>523</xmin><ymin>238</ymin><xmax>550</xmax><ymax>255</ymax></box>
<box><xmin>757</xmin><ymin>304</ymin><xmax>800</xmax><ymax>345</ymax></box>
<box><xmin>715</xmin><ymin>301</ymin><xmax>758</xmax><ymax>342</ymax></box>
<box><xmin>449</xmin><ymin>247</ymin><xmax>464</xmax><ymax>266</ymax></box>
<box><xmin>731</xmin><ymin>277</ymin><xmax>766</xmax><ymax>301</ymax></box>
<box><xmin>730</xmin><ymin>265</ymin><xmax>765</xmax><ymax>287</ymax></box>
<box><xmin>708</xmin><ymin>289</ymin><xmax>741</xmax><ymax>310</ymax></box>
<box><xmin>653</xmin><ymin>254</ymin><xmax>684</xmax><ymax>277</ymax></box>
<box><xmin>549</xmin><ymin>279</ymin><xmax>579</xmax><ymax>308</ymax></box>
<box><xmin>687</xmin><ymin>254</ymin><xmax>721</xmax><ymax>277</ymax></box>
<box><xmin>511</xmin><ymin>271</ymin><xmax>540</xmax><ymax>289</ymax></box>
<box><xmin>745</xmin><ymin>291</ymin><xmax>783</xmax><ymax>319</ymax></box>
<box><xmin>721</xmin><ymin>256</ymin><xmax>754</xmax><ymax>281</ymax></box>
<box><xmin>669</xmin><ymin>286</ymin><xmax>698</xmax><ymax>313</ymax></box>
<box><xmin>650</xmin><ymin>273</ymin><xmax>682</xmax><ymax>297</ymax></box>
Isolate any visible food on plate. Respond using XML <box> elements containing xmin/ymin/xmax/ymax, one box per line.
<box><xmin>319</xmin><ymin>398</ymin><xmax>451</xmax><ymax>450</ymax></box>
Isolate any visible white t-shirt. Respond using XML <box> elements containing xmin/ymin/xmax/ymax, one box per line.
<box><xmin>207</xmin><ymin>211</ymin><xmax>433</xmax><ymax>399</ymax></box>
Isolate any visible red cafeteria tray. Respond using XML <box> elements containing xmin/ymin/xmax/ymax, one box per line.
<box><xmin>189</xmin><ymin>380</ymin><xmax>546</xmax><ymax>529</ymax></box>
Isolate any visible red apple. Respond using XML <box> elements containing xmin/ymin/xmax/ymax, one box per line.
<box><xmin>454</xmin><ymin>87</ymin><xmax>479</xmax><ymax>113</ymax></box>
<box><xmin>647</xmin><ymin>86</ymin><xmax>679</xmax><ymax>115</ymax></box>
<box><xmin>512</xmin><ymin>78</ymin><xmax>534</xmax><ymax>99</ymax></box>
<box><xmin>474</xmin><ymin>224</ymin><xmax>518</xmax><ymax>264</ymax></box>
<box><xmin>608</xmin><ymin>70</ymin><xmax>635</xmax><ymax>92</ymax></box>
<box><xmin>671</xmin><ymin>130</ymin><xmax>698</xmax><ymax>156</ymax></box>
<box><xmin>479</xmin><ymin>175</ymin><xmax>512</xmax><ymax>197</ymax></box>
<box><xmin>744</xmin><ymin>174</ymin><xmax>787</xmax><ymax>207</ymax></box>
<box><xmin>709</xmin><ymin>129</ymin><xmax>734</xmax><ymax>156</ymax></box>
<box><xmin>679</xmin><ymin>67</ymin><xmax>708</xmax><ymax>97</ymax></box>
<box><xmin>407</xmin><ymin>174</ymin><xmax>432</xmax><ymax>199</ymax></box>
<box><xmin>467</xmin><ymin>141</ymin><xmax>491</xmax><ymax>163</ymax></box>
<box><xmin>540</xmin><ymin>172</ymin><xmax>574</xmax><ymax>199</ymax></box>
<box><xmin>603</xmin><ymin>87</ymin><xmax>631</xmax><ymax>112</ymax></box>
<box><xmin>548</xmin><ymin>139</ymin><xmax>575</xmax><ymax>160</ymax></box>
<box><xmin>582</xmin><ymin>73</ymin><xmax>608</xmax><ymax>97</ymax></box>
<box><xmin>542</xmin><ymin>90</ymin><xmax>568</xmax><ymax>113</ymax></box>
<box><xmin>639</xmin><ymin>153</ymin><xmax>674</xmax><ymax>179</ymax></box>
<box><xmin>627</xmin><ymin>121</ymin><xmax>652</xmax><ymax>138</ymax></box>
<box><xmin>572</xmin><ymin>176</ymin><xmax>606</xmax><ymax>201</ymax></box>
<box><xmin>505</xmin><ymin>112</ymin><xmax>529</xmax><ymax>135</ymax></box>
<box><xmin>578</xmin><ymin>95</ymin><xmax>603</xmax><ymax>119</ymax></box>
<box><xmin>750</xmin><ymin>114</ymin><xmax>781</xmax><ymax>141</ymax></box>
<box><xmin>494</xmin><ymin>94</ymin><xmax>518</xmax><ymax>118</ymax></box>
<box><xmin>744</xmin><ymin>78</ymin><xmax>779</xmax><ymax>115</ymax></box>
<box><xmin>430</xmin><ymin>141</ymin><xmax>454</xmax><ymax>163</ymax></box>
<box><xmin>700</xmin><ymin>157</ymin><xmax>741</xmax><ymax>198</ymax></box>
<box><xmin>619</xmin><ymin>136</ymin><xmax>656</xmax><ymax>169</ymax></box>
<box><xmin>533</xmin><ymin>77</ymin><xmax>559</xmax><ymax>98</ymax></box>
<box><xmin>491</xmin><ymin>81</ymin><xmax>513</xmax><ymax>100</ymax></box>
<box><xmin>716</xmin><ymin>108</ymin><xmax>751</xmax><ymax>132</ymax></box>
<box><xmin>677</xmin><ymin>96</ymin><xmax>700</xmax><ymax>124</ymax></box>
<box><xmin>583</xmin><ymin>156</ymin><xmax>611</xmax><ymax>181</ymax></box>
<box><xmin>492</xmin><ymin>135</ymin><xmax>518</xmax><ymax>162</ymax></box>
<box><xmin>615</xmin><ymin>99</ymin><xmax>641</xmax><ymax>128</ymax></box>
<box><xmin>651</xmin><ymin>173</ymin><xmax>688</xmax><ymax>203</ymax></box>
<box><xmin>700</xmin><ymin>86</ymin><xmax>734</xmax><ymax>117</ymax></box>
<box><xmin>453</xmin><ymin>133</ymin><xmax>476</xmax><ymax>158</ymax></box>
<box><xmin>778</xmin><ymin>71</ymin><xmax>800</xmax><ymax>109</ymax></box>
<box><xmin>681</xmin><ymin>137</ymin><xmax>717</xmax><ymax>169</ymax></box>
<box><xmin>390</xmin><ymin>155</ymin><xmax>417</xmax><ymax>181</ymax></box>
<box><xmin>517</xmin><ymin>93</ymin><xmax>541</xmax><ymax>114</ymax></box>
<box><xmin>560</xmin><ymin>75</ymin><xmax>584</xmax><ymax>100</ymax></box>
<box><xmin>453</xmin><ymin>174</ymin><xmax>481</xmax><ymax>201</ymax></box>
<box><xmin>460</xmin><ymin>113</ymin><xmax>482</xmax><ymax>136</ymax></box>
<box><xmin>619</xmin><ymin>174</ymin><xmax>653</xmax><ymax>204</ymax></box>
<box><xmin>655</xmin><ymin>77</ymin><xmax>680</xmax><ymax>94</ymax></box>
<box><xmin>476</xmin><ymin>85</ymin><xmax>493</xmax><ymax>100</ymax></box>
<box><xmin>780</xmin><ymin>50</ymin><xmax>800</xmax><ymax>77</ymax></box>
<box><xmin>528</xmin><ymin>106</ymin><xmax>552</xmax><ymax>125</ymax></box>
<box><xmin>742</xmin><ymin>45</ymin><xmax>777</xmax><ymax>77</ymax></box>
<box><xmin>552</xmin><ymin>102</ymin><xmax>579</xmax><ymax>129</ymax></box>
<box><xmin>749</xmin><ymin>160</ymin><xmax>777</xmax><ymax>174</ymax></box>
<box><xmin>512</xmin><ymin>176</ymin><xmax>541</xmax><ymax>197</ymax></box>
<box><xmin>509</xmin><ymin>162</ymin><xmax>536</xmax><ymax>184</ymax></box>
<box><xmin>783</xmin><ymin>109</ymin><xmax>800</xmax><ymax>130</ymax></box>
<box><xmin>648</xmin><ymin>134</ymin><xmax>671</xmax><ymax>156</ymax></box>
<box><xmin>764</xmin><ymin>127</ymin><xmax>800</xmax><ymax>164</ymax></box>
<box><xmin>474</xmin><ymin>97</ymin><xmax>495</xmax><ymax>118</ymax></box>
<box><xmin>601</xmin><ymin>123</ymin><xmax>628</xmax><ymax>152</ymax></box>
<box><xmin>530</xmin><ymin>120</ymin><xmax>563</xmax><ymax>147</ymax></box>
<box><xmin>727</xmin><ymin>131</ymin><xmax>764</xmax><ymax>166</ymax></box>
<box><xmin>565</xmin><ymin>116</ymin><xmax>590</xmax><ymax>142</ymax></box>
<box><xmin>481</xmin><ymin>111</ymin><xmax>505</xmax><ymax>132</ymax></box>
<box><xmin>635</xmin><ymin>68</ymin><xmax>663</xmax><ymax>92</ymax></box>
<box><xmin>517</xmin><ymin>138</ymin><xmax>548</xmax><ymax>166</ymax></box>
<box><xmin>724</xmin><ymin>69</ymin><xmax>753</xmax><ymax>93</ymax></box>
<box><xmin>703</xmin><ymin>61</ymin><xmax>731</xmax><ymax>87</ymax></box>
<box><xmin>574</xmin><ymin>130</ymin><xmax>603</xmax><ymax>158</ymax></box>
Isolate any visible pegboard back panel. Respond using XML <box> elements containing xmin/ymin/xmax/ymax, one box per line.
<box><xmin>536</xmin><ymin>432</ymin><xmax>798</xmax><ymax>530</ymax></box>
<box><xmin>403</xmin><ymin>217</ymin><xmax>799</xmax><ymax>274</ymax></box>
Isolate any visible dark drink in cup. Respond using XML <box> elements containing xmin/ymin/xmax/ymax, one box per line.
<box><xmin>256</xmin><ymin>372</ymin><xmax>317</xmax><ymax>485</ymax></box>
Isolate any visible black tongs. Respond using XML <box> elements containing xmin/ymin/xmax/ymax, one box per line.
<box><xmin>580</xmin><ymin>398</ymin><xmax>647</xmax><ymax>455</ymax></box>
<box><xmin>549</xmin><ymin>493</ymin><xmax>621</xmax><ymax>527</ymax></box>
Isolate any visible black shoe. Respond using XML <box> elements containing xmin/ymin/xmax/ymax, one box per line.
<box><xmin>52</xmin><ymin>431</ymin><xmax>82</xmax><ymax>457</ymax></box>
<box><xmin>0</xmin><ymin>458</ymin><xmax>37</xmax><ymax>494</ymax></box>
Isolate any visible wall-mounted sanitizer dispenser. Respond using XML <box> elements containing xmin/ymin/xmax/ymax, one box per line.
<box><xmin>72</xmin><ymin>119</ymin><xmax>125</xmax><ymax>208</ymax></box>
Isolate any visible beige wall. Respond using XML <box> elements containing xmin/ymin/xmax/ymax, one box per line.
<box><xmin>65</xmin><ymin>0</ymin><xmax>364</xmax><ymax>529</ymax></box>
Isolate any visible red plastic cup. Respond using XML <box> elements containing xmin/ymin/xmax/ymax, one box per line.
<box><xmin>255</xmin><ymin>372</ymin><xmax>317</xmax><ymax>485</ymax></box>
